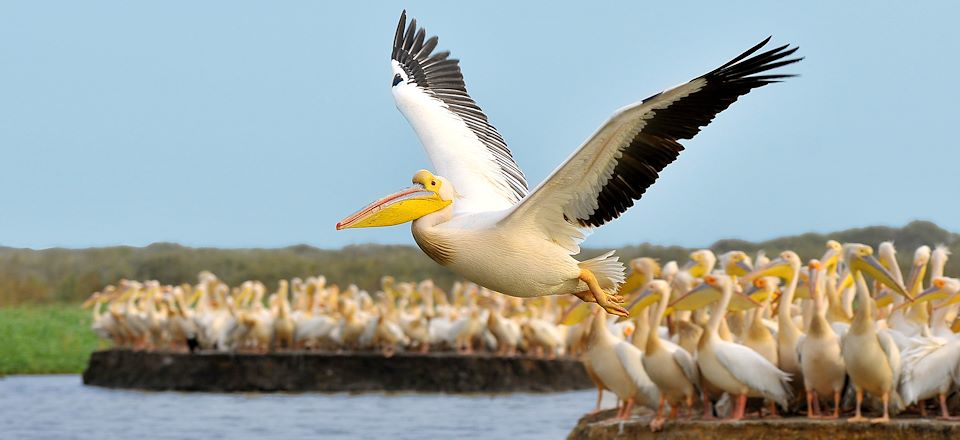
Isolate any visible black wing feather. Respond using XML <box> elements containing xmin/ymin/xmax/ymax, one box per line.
<box><xmin>580</xmin><ymin>39</ymin><xmax>802</xmax><ymax>227</ymax></box>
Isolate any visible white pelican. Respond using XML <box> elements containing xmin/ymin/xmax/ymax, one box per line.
<box><xmin>636</xmin><ymin>280</ymin><xmax>699</xmax><ymax>431</ymax></box>
<box><xmin>337</xmin><ymin>11</ymin><xmax>801</xmax><ymax>317</ymax></box>
<box><xmin>839</xmin><ymin>243</ymin><xmax>911</xmax><ymax>423</ymax></box>
<box><xmin>899</xmin><ymin>277</ymin><xmax>960</xmax><ymax>419</ymax></box>
<box><xmin>796</xmin><ymin>260</ymin><xmax>846</xmax><ymax>419</ymax></box>
<box><xmin>584</xmin><ymin>309</ymin><xmax>659</xmax><ymax>419</ymax></box>
<box><xmin>682</xmin><ymin>274</ymin><xmax>792</xmax><ymax>420</ymax></box>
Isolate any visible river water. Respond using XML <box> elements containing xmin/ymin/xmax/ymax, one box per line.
<box><xmin>1</xmin><ymin>375</ymin><xmax>607</xmax><ymax>439</ymax></box>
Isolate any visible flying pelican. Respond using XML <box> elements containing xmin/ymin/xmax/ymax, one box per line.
<box><xmin>337</xmin><ymin>10</ymin><xmax>801</xmax><ymax>317</ymax></box>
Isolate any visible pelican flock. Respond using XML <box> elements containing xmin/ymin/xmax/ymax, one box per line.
<box><xmin>84</xmin><ymin>240</ymin><xmax>960</xmax><ymax>427</ymax></box>
<box><xmin>337</xmin><ymin>11</ymin><xmax>802</xmax><ymax>318</ymax></box>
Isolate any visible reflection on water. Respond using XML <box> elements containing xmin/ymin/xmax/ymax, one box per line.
<box><xmin>1</xmin><ymin>375</ymin><xmax>609</xmax><ymax>440</ymax></box>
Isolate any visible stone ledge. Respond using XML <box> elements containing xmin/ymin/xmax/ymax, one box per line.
<box><xmin>568</xmin><ymin>409</ymin><xmax>960</xmax><ymax>440</ymax></box>
<box><xmin>82</xmin><ymin>349</ymin><xmax>593</xmax><ymax>393</ymax></box>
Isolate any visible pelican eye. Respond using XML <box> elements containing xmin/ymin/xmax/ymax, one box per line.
<box><xmin>392</xmin><ymin>73</ymin><xmax>403</xmax><ymax>86</ymax></box>
<box><xmin>430</xmin><ymin>180</ymin><xmax>436</xmax><ymax>186</ymax></box>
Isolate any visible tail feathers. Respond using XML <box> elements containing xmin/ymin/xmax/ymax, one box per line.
<box><xmin>773</xmin><ymin>372</ymin><xmax>794</xmax><ymax>409</ymax></box>
<box><xmin>578</xmin><ymin>251</ymin><xmax>626</xmax><ymax>290</ymax></box>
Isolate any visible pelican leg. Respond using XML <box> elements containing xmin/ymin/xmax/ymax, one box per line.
<box><xmin>919</xmin><ymin>399</ymin><xmax>927</xmax><ymax>417</ymax></box>
<box><xmin>579</xmin><ymin>269</ymin><xmax>628</xmax><ymax>317</ymax></box>
<box><xmin>686</xmin><ymin>394</ymin><xmax>696</xmax><ymax>420</ymax></box>
<box><xmin>821</xmin><ymin>391</ymin><xmax>840</xmax><ymax>420</ymax></box>
<box><xmin>806</xmin><ymin>390</ymin><xmax>819</xmax><ymax>419</ymax></box>
<box><xmin>738</xmin><ymin>394</ymin><xmax>749</xmax><ymax>420</ymax></box>
<box><xmin>701</xmin><ymin>392</ymin><xmax>715</xmax><ymax>420</ymax></box>
<box><xmin>588</xmin><ymin>386</ymin><xmax>604</xmax><ymax>415</ymax></box>
<box><xmin>650</xmin><ymin>396</ymin><xmax>666</xmax><ymax>432</ymax></box>
<box><xmin>813</xmin><ymin>394</ymin><xmax>822</xmax><ymax>416</ymax></box>
<box><xmin>767</xmin><ymin>401</ymin><xmax>780</xmax><ymax>418</ymax></box>
<box><xmin>848</xmin><ymin>389</ymin><xmax>867</xmax><ymax>422</ymax></box>
<box><xmin>572</xmin><ymin>290</ymin><xmax>598</xmax><ymax>303</ymax></box>
<box><xmin>870</xmin><ymin>392</ymin><xmax>890</xmax><ymax>423</ymax></box>
<box><xmin>620</xmin><ymin>397</ymin><xmax>635</xmax><ymax>420</ymax></box>
<box><xmin>669</xmin><ymin>403</ymin><xmax>679</xmax><ymax>419</ymax></box>
<box><xmin>938</xmin><ymin>393</ymin><xmax>959</xmax><ymax>420</ymax></box>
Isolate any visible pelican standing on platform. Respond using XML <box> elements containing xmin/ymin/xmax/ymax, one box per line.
<box><xmin>337</xmin><ymin>11</ymin><xmax>801</xmax><ymax>316</ymax></box>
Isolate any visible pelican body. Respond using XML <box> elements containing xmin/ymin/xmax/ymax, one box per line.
<box><xmin>338</xmin><ymin>11</ymin><xmax>801</xmax><ymax>317</ymax></box>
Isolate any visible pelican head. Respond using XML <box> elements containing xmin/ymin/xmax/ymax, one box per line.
<box><xmin>821</xmin><ymin>240</ymin><xmax>842</xmax><ymax>273</ymax></box>
<box><xmin>907</xmin><ymin>276</ymin><xmax>959</xmax><ymax>308</ymax></box>
<box><xmin>746</xmin><ymin>250</ymin><xmax>801</xmax><ymax>282</ymax></box>
<box><xmin>336</xmin><ymin>170</ymin><xmax>454</xmax><ymax>230</ymax></box>
<box><xmin>877</xmin><ymin>241</ymin><xmax>897</xmax><ymax>267</ymax></box>
<box><xmin>720</xmin><ymin>250</ymin><xmax>753</xmax><ymax>277</ymax></box>
<box><xmin>842</xmin><ymin>243</ymin><xmax>911</xmax><ymax>299</ymax></box>
<box><xmin>620</xmin><ymin>257</ymin><xmax>662</xmax><ymax>295</ymax></box>
<box><xmin>746</xmin><ymin>276</ymin><xmax>780</xmax><ymax>302</ymax></box>
<box><xmin>684</xmin><ymin>249</ymin><xmax>717</xmax><ymax>278</ymax></box>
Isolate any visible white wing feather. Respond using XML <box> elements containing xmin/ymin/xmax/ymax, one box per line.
<box><xmin>614</xmin><ymin>341</ymin><xmax>660</xmax><ymax>405</ymax></box>
<box><xmin>900</xmin><ymin>339</ymin><xmax>960</xmax><ymax>404</ymax></box>
<box><xmin>714</xmin><ymin>339</ymin><xmax>792</xmax><ymax>407</ymax></box>
<box><xmin>670</xmin><ymin>344</ymin><xmax>701</xmax><ymax>386</ymax></box>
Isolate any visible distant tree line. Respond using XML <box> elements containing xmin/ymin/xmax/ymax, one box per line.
<box><xmin>0</xmin><ymin>221</ymin><xmax>956</xmax><ymax>306</ymax></box>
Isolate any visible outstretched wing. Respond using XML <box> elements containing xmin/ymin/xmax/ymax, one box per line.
<box><xmin>501</xmin><ymin>38</ymin><xmax>801</xmax><ymax>253</ymax></box>
<box><xmin>391</xmin><ymin>11</ymin><xmax>528</xmax><ymax>213</ymax></box>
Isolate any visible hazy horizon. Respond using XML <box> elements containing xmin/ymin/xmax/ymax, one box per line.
<box><xmin>3</xmin><ymin>2</ymin><xmax>958</xmax><ymax>249</ymax></box>
<box><xmin>3</xmin><ymin>219</ymin><xmax>950</xmax><ymax>251</ymax></box>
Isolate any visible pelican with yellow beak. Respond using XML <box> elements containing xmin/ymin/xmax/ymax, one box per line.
<box><xmin>338</xmin><ymin>11</ymin><xmax>801</xmax><ymax>317</ymax></box>
<box><xmin>676</xmin><ymin>274</ymin><xmax>792</xmax><ymax>420</ymax></box>
<box><xmin>840</xmin><ymin>243</ymin><xmax>911</xmax><ymax>423</ymax></box>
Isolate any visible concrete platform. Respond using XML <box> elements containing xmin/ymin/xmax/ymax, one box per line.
<box><xmin>82</xmin><ymin>349</ymin><xmax>593</xmax><ymax>393</ymax></box>
<box><xmin>568</xmin><ymin>409</ymin><xmax>960</xmax><ymax>440</ymax></box>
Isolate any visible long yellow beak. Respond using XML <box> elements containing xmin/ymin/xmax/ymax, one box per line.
<box><xmin>625</xmin><ymin>287</ymin><xmax>661</xmax><ymax>317</ymax></box>
<box><xmin>905</xmin><ymin>262</ymin><xmax>928</xmax><ymax>297</ymax></box>
<box><xmin>850</xmin><ymin>253</ymin><xmax>912</xmax><ymax>300</ymax></box>
<box><xmin>337</xmin><ymin>185</ymin><xmax>451</xmax><ymax>230</ymax></box>
<box><xmin>875</xmin><ymin>290</ymin><xmax>896</xmax><ymax>308</ymax></box>
<box><xmin>746</xmin><ymin>258</ymin><xmax>793</xmax><ymax>282</ymax></box>
<box><xmin>821</xmin><ymin>248</ymin><xmax>840</xmax><ymax>274</ymax></box>
<box><xmin>729</xmin><ymin>292</ymin><xmax>763</xmax><ymax>311</ymax></box>
<box><xmin>896</xmin><ymin>284</ymin><xmax>949</xmax><ymax>311</ymax></box>
<box><xmin>619</xmin><ymin>272</ymin><xmax>648</xmax><ymax>297</ymax></box>
<box><xmin>745</xmin><ymin>283</ymin><xmax>772</xmax><ymax>303</ymax></box>
<box><xmin>668</xmin><ymin>282</ymin><xmax>761</xmax><ymax>312</ymax></box>
<box><xmin>669</xmin><ymin>283</ymin><xmax>716</xmax><ymax>311</ymax></box>
<box><xmin>728</xmin><ymin>260</ymin><xmax>753</xmax><ymax>277</ymax></box>
<box><xmin>559</xmin><ymin>303</ymin><xmax>593</xmax><ymax>326</ymax></box>
<box><xmin>683</xmin><ymin>260</ymin><xmax>708</xmax><ymax>278</ymax></box>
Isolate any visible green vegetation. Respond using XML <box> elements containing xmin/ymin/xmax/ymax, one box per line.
<box><xmin>0</xmin><ymin>304</ymin><xmax>103</xmax><ymax>374</ymax></box>
<box><xmin>1</xmin><ymin>220</ymin><xmax>957</xmax><ymax>307</ymax></box>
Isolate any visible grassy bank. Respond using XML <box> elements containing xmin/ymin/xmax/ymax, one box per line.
<box><xmin>0</xmin><ymin>304</ymin><xmax>103</xmax><ymax>374</ymax></box>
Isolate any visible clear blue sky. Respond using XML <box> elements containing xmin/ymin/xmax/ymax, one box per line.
<box><xmin>1</xmin><ymin>1</ymin><xmax>958</xmax><ymax>250</ymax></box>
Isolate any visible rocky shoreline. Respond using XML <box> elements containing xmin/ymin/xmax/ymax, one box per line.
<box><xmin>567</xmin><ymin>409</ymin><xmax>960</xmax><ymax>440</ymax></box>
<box><xmin>82</xmin><ymin>349</ymin><xmax>592</xmax><ymax>393</ymax></box>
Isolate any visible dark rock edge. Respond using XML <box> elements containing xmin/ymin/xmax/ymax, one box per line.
<box><xmin>82</xmin><ymin>349</ymin><xmax>593</xmax><ymax>393</ymax></box>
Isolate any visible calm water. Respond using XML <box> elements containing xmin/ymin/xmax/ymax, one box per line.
<box><xmin>0</xmin><ymin>375</ymin><xmax>607</xmax><ymax>439</ymax></box>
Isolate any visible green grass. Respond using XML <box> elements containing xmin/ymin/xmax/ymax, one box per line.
<box><xmin>0</xmin><ymin>304</ymin><xmax>105</xmax><ymax>374</ymax></box>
